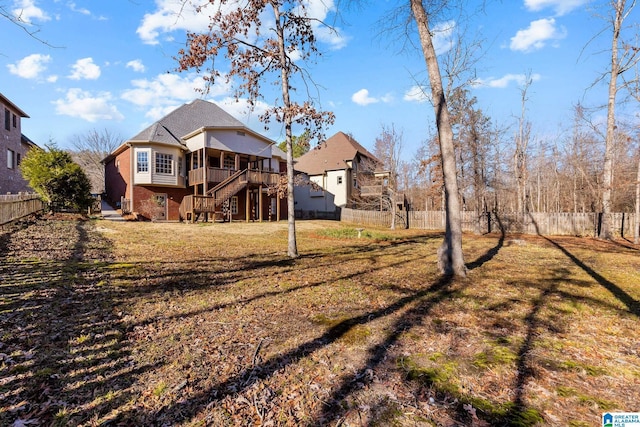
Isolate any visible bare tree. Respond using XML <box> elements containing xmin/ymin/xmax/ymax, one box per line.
<box><xmin>373</xmin><ymin>124</ymin><xmax>404</xmax><ymax>229</ymax></box>
<box><xmin>69</xmin><ymin>128</ymin><xmax>122</xmax><ymax>193</ymax></box>
<box><xmin>1</xmin><ymin>2</ymin><xmax>58</xmax><ymax>47</ymax></box>
<box><xmin>597</xmin><ymin>0</ymin><xmax>639</xmax><ymax>238</ymax></box>
<box><xmin>514</xmin><ymin>73</ymin><xmax>533</xmax><ymax>228</ymax></box>
<box><xmin>635</xmin><ymin>145</ymin><xmax>640</xmax><ymax>243</ymax></box>
<box><xmin>409</xmin><ymin>0</ymin><xmax>466</xmax><ymax>276</ymax></box>
<box><xmin>176</xmin><ymin>1</ymin><xmax>335</xmax><ymax>258</ymax></box>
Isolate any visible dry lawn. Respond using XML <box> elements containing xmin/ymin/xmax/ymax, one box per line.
<box><xmin>1</xmin><ymin>217</ymin><xmax>639</xmax><ymax>426</ymax></box>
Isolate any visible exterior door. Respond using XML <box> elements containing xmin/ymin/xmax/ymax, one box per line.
<box><xmin>152</xmin><ymin>193</ymin><xmax>167</xmax><ymax>220</ymax></box>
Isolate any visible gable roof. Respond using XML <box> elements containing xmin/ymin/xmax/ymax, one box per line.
<box><xmin>294</xmin><ymin>131</ymin><xmax>380</xmax><ymax>175</ymax></box>
<box><xmin>129</xmin><ymin>99</ymin><xmax>246</xmax><ymax>147</ymax></box>
<box><xmin>1</xmin><ymin>93</ymin><xmax>29</xmax><ymax>118</ymax></box>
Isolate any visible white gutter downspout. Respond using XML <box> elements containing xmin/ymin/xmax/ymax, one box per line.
<box><xmin>128</xmin><ymin>143</ymin><xmax>134</xmax><ymax>212</ymax></box>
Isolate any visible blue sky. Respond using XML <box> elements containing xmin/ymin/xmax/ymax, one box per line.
<box><xmin>1</xmin><ymin>0</ymin><xmax>636</xmax><ymax>159</ymax></box>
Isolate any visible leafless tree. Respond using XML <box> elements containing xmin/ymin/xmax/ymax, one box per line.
<box><xmin>635</xmin><ymin>144</ymin><xmax>640</xmax><ymax>243</ymax></box>
<box><xmin>595</xmin><ymin>0</ymin><xmax>639</xmax><ymax>238</ymax></box>
<box><xmin>69</xmin><ymin>128</ymin><xmax>122</xmax><ymax>193</ymax></box>
<box><xmin>176</xmin><ymin>1</ymin><xmax>335</xmax><ymax>258</ymax></box>
<box><xmin>1</xmin><ymin>2</ymin><xmax>58</xmax><ymax>48</ymax></box>
<box><xmin>409</xmin><ymin>0</ymin><xmax>466</xmax><ymax>276</ymax></box>
<box><xmin>514</xmin><ymin>73</ymin><xmax>533</xmax><ymax>228</ymax></box>
<box><xmin>373</xmin><ymin>124</ymin><xmax>404</xmax><ymax>229</ymax></box>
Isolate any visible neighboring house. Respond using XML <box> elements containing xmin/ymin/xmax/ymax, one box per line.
<box><xmin>0</xmin><ymin>93</ymin><xmax>38</xmax><ymax>194</ymax></box>
<box><xmin>294</xmin><ymin>131</ymin><xmax>383</xmax><ymax>213</ymax></box>
<box><xmin>104</xmin><ymin>99</ymin><xmax>287</xmax><ymax>221</ymax></box>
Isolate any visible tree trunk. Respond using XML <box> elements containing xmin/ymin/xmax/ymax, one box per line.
<box><xmin>601</xmin><ymin>0</ymin><xmax>625</xmax><ymax>239</ymax></box>
<box><xmin>274</xmin><ymin>6</ymin><xmax>298</xmax><ymax>258</ymax></box>
<box><xmin>635</xmin><ymin>151</ymin><xmax>639</xmax><ymax>244</ymax></box>
<box><xmin>390</xmin><ymin>196</ymin><xmax>397</xmax><ymax>230</ymax></box>
<box><xmin>410</xmin><ymin>0</ymin><xmax>466</xmax><ymax>277</ymax></box>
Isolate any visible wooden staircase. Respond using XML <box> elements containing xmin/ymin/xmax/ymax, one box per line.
<box><xmin>179</xmin><ymin>169</ymin><xmax>280</xmax><ymax>222</ymax></box>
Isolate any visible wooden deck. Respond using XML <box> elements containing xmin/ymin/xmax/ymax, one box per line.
<box><xmin>180</xmin><ymin>168</ymin><xmax>282</xmax><ymax>222</ymax></box>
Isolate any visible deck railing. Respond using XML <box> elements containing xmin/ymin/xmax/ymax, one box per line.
<box><xmin>189</xmin><ymin>167</ymin><xmax>281</xmax><ymax>187</ymax></box>
<box><xmin>181</xmin><ymin>169</ymin><xmax>283</xmax><ymax>221</ymax></box>
<box><xmin>188</xmin><ymin>167</ymin><xmax>238</xmax><ymax>186</ymax></box>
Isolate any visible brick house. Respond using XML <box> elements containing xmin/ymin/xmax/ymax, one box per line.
<box><xmin>0</xmin><ymin>93</ymin><xmax>38</xmax><ymax>194</ymax></box>
<box><xmin>103</xmin><ymin>99</ymin><xmax>287</xmax><ymax>222</ymax></box>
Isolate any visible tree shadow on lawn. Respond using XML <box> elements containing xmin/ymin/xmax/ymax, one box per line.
<box><xmin>315</xmin><ymin>228</ymin><xmax>553</xmax><ymax>426</ymax></box>
<box><xmin>316</xmin><ymin>230</ymin><xmax>637</xmax><ymax>426</ymax></box>
<box><xmin>526</xmin><ymin>213</ymin><xmax>640</xmax><ymax>317</ymax></box>
<box><xmin>0</xmin><ymin>220</ymin><xmax>156</xmax><ymax>426</ymax></box>
<box><xmin>110</xmin><ymin>234</ymin><xmax>441</xmax><ymax>331</ymax></box>
<box><xmin>103</xmin><ymin>231</ymin><xmax>508</xmax><ymax>425</ymax></box>
<box><xmin>549</xmin><ymin>238</ymin><xmax>640</xmax><ymax>317</ymax></box>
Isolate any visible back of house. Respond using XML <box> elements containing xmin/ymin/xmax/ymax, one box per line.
<box><xmin>104</xmin><ymin>99</ymin><xmax>287</xmax><ymax>222</ymax></box>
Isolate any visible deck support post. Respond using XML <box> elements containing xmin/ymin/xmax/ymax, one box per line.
<box><xmin>259</xmin><ymin>185</ymin><xmax>263</xmax><ymax>222</ymax></box>
<box><xmin>246</xmin><ymin>188</ymin><xmax>250</xmax><ymax>222</ymax></box>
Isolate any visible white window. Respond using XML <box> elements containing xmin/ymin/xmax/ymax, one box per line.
<box><xmin>7</xmin><ymin>149</ymin><xmax>15</xmax><ymax>169</ymax></box>
<box><xmin>155</xmin><ymin>152</ymin><xmax>173</xmax><ymax>174</ymax></box>
<box><xmin>231</xmin><ymin>196</ymin><xmax>238</xmax><ymax>214</ymax></box>
<box><xmin>137</xmin><ymin>151</ymin><xmax>149</xmax><ymax>173</ymax></box>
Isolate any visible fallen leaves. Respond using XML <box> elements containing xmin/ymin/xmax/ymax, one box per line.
<box><xmin>1</xmin><ymin>219</ymin><xmax>639</xmax><ymax>426</ymax></box>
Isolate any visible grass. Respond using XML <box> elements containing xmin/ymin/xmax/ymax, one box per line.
<box><xmin>1</xmin><ymin>218</ymin><xmax>639</xmax><ymax>426</ymax></box>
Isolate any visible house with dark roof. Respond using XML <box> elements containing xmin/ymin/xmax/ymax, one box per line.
<box><xmin>294</xmin><ymin>131</ymin><xmax>383</xmax><ymax>214</ymax></box>
<box><xmin>104</xmin><ymin>99</ymin><xmax>287</xmax><ymax>221</ymax></box>
<box><xmin>1</xmin><ymin>93</ymin><xmax>39</xmax><ymax>194</ymax></box>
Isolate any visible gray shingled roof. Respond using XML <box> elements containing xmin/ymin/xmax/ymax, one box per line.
<box><xmin>129</xmin><ymin>99</ymin><xmax>246</xmax><ymax>146</ymax></box>
<box><xmin>294</xmin><ymin>131</ymin><xmax>380</xmax><ymax>175</ymax></box>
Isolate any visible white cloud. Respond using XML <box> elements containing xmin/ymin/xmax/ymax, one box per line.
<box><xmin>524</xmin><ymin>0</ymin><xmax>589</xmax><ymax>16</ymax></box>
<box><xmin>126</xmin><ymin>59</ymin><xmax>146</xmax><ymax>73</ymax></box>
<box><xmin>121</xmin><ymin>72</ymin><xmax>233</xmax><ymax>119</ymax></box>
<box><xmin>68</xmin><ymin>2</ymin><xmax>90</xmax><ymax>15</ymax></box>
<box><xmin>136</xmin><ymin>0</ymin><xmax>212</xmax><ymax>45</ymax></box>
<box><xmin>352</xmin><ymin>89</ymin><xmax>379</xmax><ymax>106</ymax></box>
<box><xmin>137</xmin><ymin>0</ymin><xmax>348</xmax><ymax>50</ymax></box>
<box><xmin>53</xmin><ymin>88</ymin><xmax>124</xmax><ymax>122</ymax></box>
<box><xmin>301</xmin><ymin>0</ymin><xmax>348</xmax><ymax>50</ymax></box>
<box><xmin>216</xmin><ymin>97</ymin><xmax>271</xmax><ymax>124</ymax></box>
<box><xmin>11</xmin><ymin>0</ymin><xmax>50</xmax><ymax>24</ymax></box>
<box><xmin>474</xmin><ymin>73</ymin><xmax>542</xmax><ymax>88</ymax></box>
<box><xmin>433</xmin><ymin>20</ymin><xmax>456</xmax><ymax>56</ymax></box>
<box><xmin>68</xmin><ymin>57</ymin><xmax>101</xmax><ymax>80</ymax></box>
<box><xmin>7</xmin><ymin>53</ymin><xmax>51</xmax><ymax>79</ymax></box>
<box><xmin>510</xmin><ymin>18</ymin><xmax>566</xmax><ymax>52</ymax></box>
<box><xmin>403</xmin><ymin>85</ymin><xmax>430</xmax><ymax>103</ymax></box>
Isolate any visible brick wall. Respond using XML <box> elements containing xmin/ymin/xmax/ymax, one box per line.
<box><xmin>133</xmin><ymin>185</ymin><xmax>191</xmax><ymax>221</ymax></box>
<box><xmin>0</xmin><ymin>99</ymin><xmax>32</xmax><ymax>194</ymax></box>
<box><xmin>104</xmin><ymin>148</ymin><xmax>131</xmax><ymax>206</ymax></box>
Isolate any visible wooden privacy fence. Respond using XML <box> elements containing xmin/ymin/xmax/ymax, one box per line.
<box><xmin>0</xmin><ymin>194</ymin><xmax>46</xmax><ymax>226</ymax></box>
<box><xmin>341</xmin><ymin>208</ymin><xmax>639</xmax><ymax>237</ymax></box>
